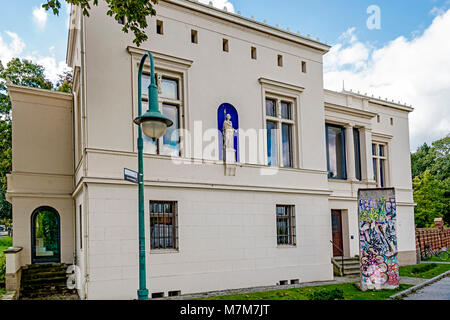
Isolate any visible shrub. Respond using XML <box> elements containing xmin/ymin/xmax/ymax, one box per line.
<box><xmin>308</xmin><ymin>288</ymin><xmax>344</xmax><ymax>300</ymax></box>
<box><xmin>0</xmin><ymin>254</ymin><xmax>5</xmax><ymax>287</ymax></box>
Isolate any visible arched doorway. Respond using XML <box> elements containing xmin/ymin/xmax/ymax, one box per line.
<box><xmin>31</xmin><ymin>206</ymin><xmax>61</xmax><ymax>264</ymax></box>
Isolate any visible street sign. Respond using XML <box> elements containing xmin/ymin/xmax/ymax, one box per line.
<box><xmin>124</xmin><ymin>168</ymin><xmax>140</xmax><ymax>184</ymax></box>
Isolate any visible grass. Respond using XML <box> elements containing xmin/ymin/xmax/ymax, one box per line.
<box><xmin>202</xmin><ymin>283</ymin><xmax>412</xmax><ymax>301</ymax></box>
<box><xmin>421</xmin><ymin>255</ymin><xmax>450</xmax><ymax>262</ymax></box>
<box><xmin>0</xmin><ymin>237</ymin><xmax>12</xmax><ymax>258</ymax></box>
<box><xmin>399</xmin><ymin>263</ymin><xmax>450</xmax><ymax>279</ymax></box>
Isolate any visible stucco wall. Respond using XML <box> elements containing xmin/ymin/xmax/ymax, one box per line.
<box><xmin>85</xmin><ymin>183</ymin><xmax>333</xmax><ymax>300</ymax></box>
<box><xmin>6</xmin><ymin>85</ymin><xmax>75</xmax><ymax>267</ymax></box>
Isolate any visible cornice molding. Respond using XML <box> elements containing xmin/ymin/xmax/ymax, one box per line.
<box><xmin>127</xmin><ymin>46</ymin><xmax>194</xmax><ymax>70</ymax></box>
<box><xmin>259</xmin><ymin>78</ymin><xmax>305</xmax><ymax>96</ymax></box>
<box><xmin>161</xmin><ymin>0</ymin><xmax>330</xmax><ymax>53</ymax></box>
<box><xmin>325</xmin><ymin>102</ymin><xmax>377</xmax><ymax>120</ymax></box>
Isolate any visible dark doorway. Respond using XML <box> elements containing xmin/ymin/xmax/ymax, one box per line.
<box><xmin>31</xmin><ymin>206</ymin><xmax>61</xmax><ymax>264</ymax></box>
<box><xmin>331</xmin><ymin>210</ymin><xmax>344</xmax><ymax>257</ymax></box>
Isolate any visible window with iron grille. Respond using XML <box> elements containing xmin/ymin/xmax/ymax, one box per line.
<box><xmin>276</xmin><ymin>205</ymin><xmax>296</xmax><ymax>246</ymax></box>
<box><xmin>150</xmin><ymin>201</ymin><xmax>178</xmax><ymax>250</ymax></box>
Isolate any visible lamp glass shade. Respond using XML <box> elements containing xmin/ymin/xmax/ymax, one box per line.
<box><xmin>141</xmin><ymin>119</ymin><xmax>168</xmax><ymax>139</ymax></box>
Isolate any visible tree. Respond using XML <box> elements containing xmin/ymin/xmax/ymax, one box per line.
<box><xmin>0</xmin><ymin>58</ymin><xmax>66</xmax><ymax>219</ymax></box>
<box><xmin>56</xmin><ymin>70</ymin><xmax>73</xmax><ymax>93</ymax></box>
<box><xmin>411</xmin><ymin>135</ymin><xmax>450</xmax><ymax>226</ymax></box>
<box><xmin>43</xmin><ymin>0</ymin><xmax>158</xmax><ymax>46</ymax></box>
<box><xmin>413</xmin><ymin>171</ymin><xmax>448</xmax><ymax>227</ymax></box>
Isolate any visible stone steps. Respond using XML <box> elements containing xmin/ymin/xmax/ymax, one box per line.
<box><xmin>332</xmin><ymin>257</ymin><xmax>361</xmax><ymax>277</ymax></box>
<box><xmin>19</xmin><ymin>263</ymin><xmax>78</xmax><ymax>300</ymax></box>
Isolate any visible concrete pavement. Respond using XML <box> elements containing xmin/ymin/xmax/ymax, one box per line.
<box><xmin>403</xmin><ymin>276</ymin><xmax>450</xmax><ymax>300</ymax></box>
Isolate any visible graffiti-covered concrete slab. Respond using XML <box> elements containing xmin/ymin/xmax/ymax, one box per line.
<box><xmin>358</xmin><ymin>188</ymin><xmax>399</xmax><ymax>291</ymax></box>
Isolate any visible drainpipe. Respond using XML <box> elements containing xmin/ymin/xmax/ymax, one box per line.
<box><xmin>80</xmin><ymin>11</ymin><xmax>89</xmax><ymax>300</ymax></box>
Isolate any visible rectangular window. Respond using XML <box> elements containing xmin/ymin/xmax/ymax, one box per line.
<box><xmin>282</xmin><ymin>123</ymin><xmax>293</xmax><ymax>167</ymax></box>
<box><xmin>156</xmin><ymin>20</ymin><xmax>164</xmax><ymax>35</ymax></box>
<box><xmin>161</xmin><ymin>104</ymin><xmax>180</xmax><ymax>156</ymax></box>
<box><xmin>150</xmin><ymin>201</ymin><xmax>178</xmax><ymax>250</ymax></box>
<box><xmin>326</xmin><ymin>124</ymin><xmax>347</xmax><ymax>180</ymax></box>
<box><xmin>301</xmin><ymin>61</ymin><xmax>307</xmax><ymax>73</ymax></box>
<box><xmin>276</xmin><ymin>205</ymin><xmax>296</xmax><ymax>246</ymax></box>
<box><xmin>191</xmin><ymin>29</ymin><xmax>198</xmax><ymax>44</ymax></box>
<box><xmin>118</xmin><ymin>16</ymin><xmax>125</xmax><ymax>25</ymax></box>
<box><xmin>265</xmin><ymin>98</ymin><xmax>295</xmax><ymax>168</ymax></box>
<box><xmin>277</xmin><ymin>55</ymin><xmax>283</xmax><ymax>67</ymax></box>
<box><xmin>223</xmin><ymin>39</ymin><xmax>229</xmax><ymax>52</ymax></box>
<box><xmin>266</xmin><ymin>120</ymin><xmax>278</xmax><ymax>166</ymax></box>
<box><xmin>372</xmin><ymin>142</ymin><xmax>388</xmax><ymax>187</ymax></box>
<box><xmin>266</xmin><ymin>99</ymin><xmax>276</xmax><ymax>117</ymax></box>
<box><xmin>251</xmin><ymin>46</ymin><xmax>257</xmax><ymax>60</ymax></box>
<box><xmin>353</xmin><ymin>128</ymin><xmax>362</xmax><ymax>181</ymax></box>
<box><xmin>142</xmin><ymin>75</ymin><xmax>182</xmax><ymax>157</ymax></box>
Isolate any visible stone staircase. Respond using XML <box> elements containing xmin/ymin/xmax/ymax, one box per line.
<box><xmin>19</xmin><ymin>263</ymin><xmax>79</xmax><ymax>300</ymax></box>
<box><xmin>331</xmin><ymin>257</ymin><xmax>361</xmax><ymax>277</ymax></box>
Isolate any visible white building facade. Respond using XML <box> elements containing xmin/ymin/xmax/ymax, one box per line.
<box><xmin>6</xmin><ymin>0</ymin><xmax>416</xmax><ymax>300</ymax></box>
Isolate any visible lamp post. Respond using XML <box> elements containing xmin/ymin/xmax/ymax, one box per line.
<box><xmin>133</xmin><ymin>52</ymin><xmax>173</xmax><ymax>300</ymax></box>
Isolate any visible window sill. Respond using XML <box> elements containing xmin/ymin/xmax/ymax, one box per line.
<box><xmin>150</xmin><ymin>249</ymin><xmax>179</xmax><ymax>255</ymax></box>
<box><xmin>277</xmin><ymin>245</ymin><xmax>297</xmax><ymax>249</ymax></box>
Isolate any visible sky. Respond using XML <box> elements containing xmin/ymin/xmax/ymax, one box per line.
<box><xmin>0</xmin><ymin>0</ymin><xmax>449</xmax><ymax>150</ymax></box>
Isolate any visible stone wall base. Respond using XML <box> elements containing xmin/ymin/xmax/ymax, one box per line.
<box><xmin>5</xmin><ymin>268</ymin><xmax>21</xmax><ymax>292</ymax></box>
<box><xmin>398</xmin><ymin>250</ymin><xmax>417</xmax><ymax>266</ymax></box>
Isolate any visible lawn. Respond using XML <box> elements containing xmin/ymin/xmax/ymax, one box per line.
<box><xmin>399</xmin><ymin>263</ymin><xmax>450</xmax><ymax>279</ymax></box>
<box><xmin>202</xmin><ymin>283</ymin><xmax>412</xmax><ymax>301</ymax></box>
<box><xmin>0</xmin><ymin>237</ymin><xmax>12</xmax><ymax>258</ymax></box>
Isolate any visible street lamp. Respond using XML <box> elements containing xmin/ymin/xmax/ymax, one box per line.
<box><xmin>134</xmin><ymin>52</ymin><xmax>173</xmax><ymax>300</ymax></box>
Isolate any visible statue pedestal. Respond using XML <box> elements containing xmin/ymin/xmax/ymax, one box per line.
<box><xmin>224</xmin><ymin>148</ymin><xmax>237</xmax><ymax>176</ymax></box>
<box><xmin>225</xmin><ymin>148</ymin><xmax>236</xmax><ymax>164</ymax></box>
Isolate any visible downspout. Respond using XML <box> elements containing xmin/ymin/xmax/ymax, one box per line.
<box><xmin>80</xmin><ymin>11</ymin><xmax>90</xmax><ymax>300</ymax></box>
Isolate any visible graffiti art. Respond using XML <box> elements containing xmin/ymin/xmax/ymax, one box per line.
<box><xmin>358</xmin><ymin>188</ymin><xmax>399</xmax><ymax>290</ymax></box>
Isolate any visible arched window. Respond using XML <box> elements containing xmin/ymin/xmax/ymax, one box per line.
<box><xmin>31</xmin><ymin>206</ymin><xmax>61</xmax><ymax>264</ymax></box>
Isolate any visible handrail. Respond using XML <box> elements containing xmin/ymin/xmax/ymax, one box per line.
<box><xmin>330</xmin><ymin>240</ymin><xmax>345</xmax><ymax>276</ymax></box>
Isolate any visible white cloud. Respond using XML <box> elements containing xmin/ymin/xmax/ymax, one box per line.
<box><xmin>33</xmin><ymin>6</ymin><xmax>48</xmax><ymax>30</ymax></box>
<box><xmin>198</xmin><ymin>0</ymin><xmax>235</xmax><ymax>13</ymax></box>
<box><xmin>0</xmin><ymin>31</ymin><xmax>26</xmax><ymax>66</ymax></box>
<box><xmin>324</xmin><ymin>10</ymin><xmax>450</xmax><ymax>150</ymax></box>
<box><xmin>0</xmin><ymin>30</ymin><xmax>68</xmax><ymax>85</ymax></box>
<box><xmin>24</xmin><ymin>53</ymin><xmax>69</xmax><ymax>85</ymax></box>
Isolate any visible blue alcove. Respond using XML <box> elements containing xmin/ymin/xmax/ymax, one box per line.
<box><xmin>217</xmin><ymin>103</ymin><xmax>239</xmax><ymax>162</ymax></box>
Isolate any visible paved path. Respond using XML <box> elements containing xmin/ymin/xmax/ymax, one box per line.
<box><xmin>403</xmin><ymin>276</ymin><xmax>450</xmax><ymax>300</ymax></box>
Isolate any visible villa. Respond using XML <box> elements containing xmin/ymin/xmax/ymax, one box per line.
<box><xmin>5</xmin><ymin>0</ymin><xmax>416</xmax><ymax>299</ymax></box>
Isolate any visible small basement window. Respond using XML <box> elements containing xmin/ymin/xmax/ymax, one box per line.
<box><xmin>156</xmin><ymin>20</ymin><xmax>164</xmax><ymax>35</ymax></box>
<box><xmin>223</xmin><ymin>39</ymin><xmax>229</xmax><ymax>52</ymax></box>
<box><xmin>151</xmin><ymin>292</ymin><xmax>164</xmax><ymax>299</ymax></box>
<box><xmin>168</xmin><ymin>291</ymin><xmax>181</xmax><ymax>297</ymax></box>
<box><xmin>191</xmin><ymin>29</ymin><xmax>198</xmax><ymax>44</ymax></box>
<box><xmin>279</xmin><ymin>280</ymin><xmax>289</xmax><ymax>286</ymax></box>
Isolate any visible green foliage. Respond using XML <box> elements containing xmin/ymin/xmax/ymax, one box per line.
<box><xmin>43</xmin><ymin>0</ymin><xmax>158</xmax><ymax>46</ymax></box>
<box><xmin>307</xmin><ymin>288</ymin><xmax>344</xmax><ymax>300</ymax></box>
<box><xmin>0</xmin><ymin>236</ymin><xmax>12</xmax><ymax>249</ymax></box>
<box><xmin>0</xmin><ymin>58</ymin><xmax>71</xmax><ymax>219</ymax></box>
<box><xmin>411</xmin><ymin>135</ymin><xmax>450</xmax><ymax>227</ymax></box>
<box><xmin>0</xmin><ymin>254</ymin><xmax>5</xmax><ymax>287</ymax></box>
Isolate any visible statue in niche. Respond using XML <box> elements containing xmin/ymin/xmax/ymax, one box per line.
<box><xmin>222</xmin><ymin>114</ymin><xmax>237</xmax><ymax>150</ymax></box>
